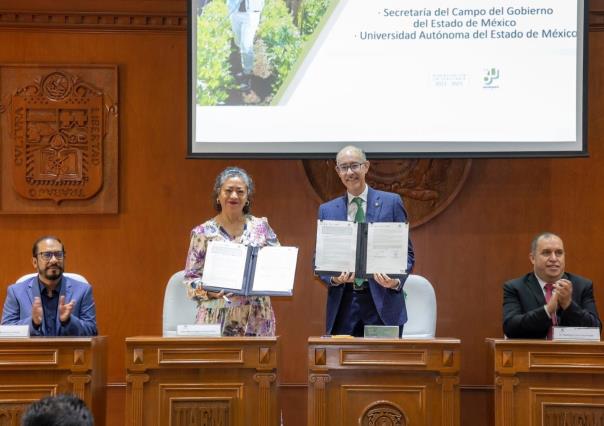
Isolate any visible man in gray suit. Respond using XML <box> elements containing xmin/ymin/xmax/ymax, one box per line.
<box><xmin>503</xmin><ymin>232</ymin><xmax>600</xmax><ymax>339</ymax></box>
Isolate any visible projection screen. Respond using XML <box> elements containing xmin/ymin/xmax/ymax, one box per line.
<box><xmin>188</xmin><ymin>0</ymin><xmax>588</xmax><ymax>158</ymax></box>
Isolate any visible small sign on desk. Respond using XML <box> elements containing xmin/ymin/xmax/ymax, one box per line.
<box><xmin>553</xmin><ymin>327</ymin><xmax>601</xmax><ymax>341</ymax></box>
<box><xmin>364</xmin><ymin>325</ymin><xmax>399</xmax><ymax>338</ymax></box>
<box><xmin>0</xmin><ymin>325</ymin><xmax>29</xmax><ymax>338</ymax></box>
<box><xmin>176</xmin><ymin>324</ymin><xmax>221</xmax><ymax>337</ymax></box>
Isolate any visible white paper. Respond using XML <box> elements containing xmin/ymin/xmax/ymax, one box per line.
<box><xmin>251</xmin><ymin>246</ymin><xmax>298</xmax><ymax>294</ymax></box>
<box><xmin>201</xmin><ymin>241</ymin><xmax>248</xmax><ymax>290</ymax></box>
<box><xmin>553</xmin><ymin>327</ymin><xmax>601</xmax><ymax>341</ymax></box>
<box><xmin>366</xmin><ymin>222</ymin><xmax>409</xmax><ymax>275</ymax></box>
<box><xmin>315</xmin><ymin>220</ymin><xmax>357</xmax><ymax>272</ymax></box>
<box><xmin>0</xmin><ymin>325</ymin><xmax>29</xmax><ymax>338</ymax></box>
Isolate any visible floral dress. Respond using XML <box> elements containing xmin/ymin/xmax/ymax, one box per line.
<box><xmin>184</xmin><ymin>215</ymin><xmax>278</xmax><ymax>336</ymax></box>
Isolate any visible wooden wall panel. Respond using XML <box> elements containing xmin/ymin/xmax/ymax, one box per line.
<box><xmin>0</xmin><ymin>1</ymin><xmax>603</xmax><ymax>425</ymax></box>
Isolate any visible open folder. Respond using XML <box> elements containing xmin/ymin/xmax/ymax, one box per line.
<box><xmin>314</xmin><ymin>220</ymin><xmax>409</xmax><ymax>279</ymax></box>
<box><xmin>201</xmin><ymin>241</ymin><xmax>298</xmax><ymax>296</ymax></box>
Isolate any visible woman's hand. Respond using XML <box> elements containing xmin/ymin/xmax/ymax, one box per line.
<box><xmin>207</xmin><ymin>289</ymin><xmax>234</xmax><ymax>299</ymax></box>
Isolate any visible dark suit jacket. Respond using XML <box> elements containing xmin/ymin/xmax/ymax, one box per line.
<box><xmin>503</xmin><ymin>272</ymin><xmax>601</xmax><ymax>338</ymax></box>
<box><xmin>318</xmin><ymin>187</ymin><xmax>415</xmax><ymax>334</ymax></box>
<box><xmin>1</xmin><ymin>275</ymin><xmax>98</xmax><ymax>336</ymax></box>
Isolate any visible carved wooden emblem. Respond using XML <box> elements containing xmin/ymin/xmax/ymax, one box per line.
<box><xmin>0</xmin><ymin>65</ymin><xmax>118</xmax><ymax>213</ymax></box>
<box><xmin>303</xmin><ymin>158</ymin><xmax>471</xmax><ymax>228</ymax></box>
<box><xmin>10</xmin><ymin>70</ymin><xmax>103</xmax><ymax>202</ymax></box>
<box><xmin>171</xmin><ymin>400</ymin><xmax>230</xmax><ymax>426</ymax></box>
<box><xmin>360</xmin><ymin>401</ymin><xmax>407</xmax><ymax>426</ymax></box>
<box><xmin>543</xmin><ymin>405</ymin><xmax>604</xmax><ymax>426</ymax></box>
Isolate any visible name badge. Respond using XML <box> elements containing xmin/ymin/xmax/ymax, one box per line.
<box><xmin>553</xmin><ymin>327</ymin><xmax>601</xmax><ymax>341</ymax></box>
<box><xmin>176</xmin><ymin>324</ymin><xmax>222</xmax><ymax>337</ymax></box>
<box><xmin>0</xmin><ymin>325</ymin><xmax>30</xmax><ymax>338</ymax></box>
<box><xmin>364</xmin><ymin>325</ymin><xmax>399</xmax><ymax>339</ymax></box>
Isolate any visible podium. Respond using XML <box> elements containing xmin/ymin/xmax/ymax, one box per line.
<box><xmin>487</xmin><ymin>338</ymin><xmax>604</xmax><ymax>426</ymax></box>
<box><xmin>0</xmin><ymin>336</ymin><xmax>107</xmax><ymax>425</ymax></box>
<box><xmin>125</xmin><ymin>337</ymin><xmax>278</xmax><ymax>426</ymax></box>
<box><xmin>307</xmin><ymin>337</ymin><xmax>461</xmax><ymax>426</ymax></box>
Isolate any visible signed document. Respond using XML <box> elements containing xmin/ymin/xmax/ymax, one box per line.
<box><xmin>201</xmin><ymin>241</ymin><xmax>248</xmax><ymax>292</ymax></box>
<box><xmin>251</xmin><ymin>246</ymin><xmax>298</xmax><ymax>295</ymax></box>
<box><xmin>366</xmin><ymin>222</ymin><xmax>409</xmax><ymax>275</ymax></box>
<box><xmin>315</xmin><ymin>220</ymin><xmax>358</xmax><ymax>273</ymax></box>
<box><xmin>202</xmin><ymin>241</ymin><xmax>297</xmax><ymax>296</ymax></box>
<box><xmin>315</xmin><ymin>220</ymin><xmax>408</xmax><ymax>278</ymax></box>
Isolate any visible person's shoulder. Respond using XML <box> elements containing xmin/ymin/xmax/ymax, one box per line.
<box><xmin>370</xmin><ymin>188</ymin><xmax>400</xmax><ymax>200</ymax></box>
<box><xmin>504</xmin><ymin>273</ymin><xmax>532</xmax><ymax>288</ymax></box>
<box><xmin>64</xmin><ymin>275</ymin><xmax>92</xmax><ymax>289</ymax></box>
<box><xmin>190</xmin><ymin>218</ymin><xmax>219</xmax><ymax>237</ymax></box>
<box><xmin>565</xmin><ymin>272</ymin><xmax>592</xmax><ymax>286</ymax></box>
<box><xmin>320</xmin><ymin>194</ymin><xmax>346</xmax><ymax>209</ymax></box>
<box><xmin>6</xmin><ymin>279</ymin><xmax>29</xmax><ymax>292</ymax></box>
<box><xmin>247</xmin><ymin>214</ymin><xmax>272</xmax><ymax>228</ymax></box>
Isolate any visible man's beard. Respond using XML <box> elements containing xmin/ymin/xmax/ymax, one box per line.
<box><xmin>41</xmin><ymin>265</ymin><xmax>63</xmax><ymax>280</ymax></box>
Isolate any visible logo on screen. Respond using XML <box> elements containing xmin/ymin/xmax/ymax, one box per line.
<box><xmin>483</xmin><ymin>68</ymin><xmax>500</xmax><ymax>89</ymax></box>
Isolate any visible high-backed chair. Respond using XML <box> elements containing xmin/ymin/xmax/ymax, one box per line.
<box><xmin>402</xmin><ymin>274</ymin><xmax>437</xmax><ymax>339</ymax></box>
<box><xmin>162</xmin><ymin>270</ymin><xmax>198</xmax><ymax>336</ymax></box>
<box><xmin>16</xmin><ymin>272</ymin><xmax>89</xmax><ymax>284</ymax></box>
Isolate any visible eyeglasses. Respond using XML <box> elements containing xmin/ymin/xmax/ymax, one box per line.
<box><xmin>37</xmin><ymin>251</ymin><xmax>65</xmax><ymax>261</ymax></box>
<box><xmin>335</xmin><ymin>162</ymin><xmax>366</xmax><ymax>174</ymax></box>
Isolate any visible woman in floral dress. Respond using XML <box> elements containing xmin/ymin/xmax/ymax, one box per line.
<box><xmin>184</xmin><ymin>167</ymin><xmax>278</xmax><ymax>336</ymax></box>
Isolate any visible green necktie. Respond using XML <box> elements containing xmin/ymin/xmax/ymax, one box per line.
<box><xmin>352</xmin><ymin>197</ymin><xmax>365</xmax><ymax>223</ymax></box>
<box><xmin>351</xmin><ymin>197</ymin><xmax>365</xmax><ymax>289</ymax></box>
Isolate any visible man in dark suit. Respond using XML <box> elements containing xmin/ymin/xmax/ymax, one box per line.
<box><xmin>503</xmin><ymin>232</ymin><xmax>600</xmax><ymax>339</ymax></box>
<box><xmin>1</xmin><ymin>236</ymin><xmax>97</xmax><ymax>336</ymax></box>
<box><xmin>318</xmin><ymin>146</ymin><xmax>415</xmax><ymax>336</ymax></box>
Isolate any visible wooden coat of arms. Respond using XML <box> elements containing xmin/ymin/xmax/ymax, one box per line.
<box><xmin>0</xmin><ymin>65</ymin><xmax>118</xmax><ymax>213</ymax></box>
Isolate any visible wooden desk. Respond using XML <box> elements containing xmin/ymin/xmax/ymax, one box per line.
<box><xmin>487</xmin><ymin>338</ymin><xmax>604</xmax><ymax>426</ymax></box>
<box><xmin>0</xmin><ymin>336</ymin><xmax>107</xmax><ymax>425</ymax></box>
<box><xmin>307</xmin><ymin>337</ymin><xmax>461</xmax><ymax>426</ymax></box>
<box><xmin>125</xmin><ymin>337</ymin><xmax>278</xmax><ymax>426</ymax></box>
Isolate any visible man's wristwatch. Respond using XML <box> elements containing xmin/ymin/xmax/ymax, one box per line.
<box><xmin>392</xmin><ymin>279</ymin><xmax>402</xmax><ymax>292</ymax></box>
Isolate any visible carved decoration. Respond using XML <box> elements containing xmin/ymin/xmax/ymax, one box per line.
<box><xmin>360</xmin><ymin>401</ymin><xmax>407</xmax><ymax>426</ymax></box>
<box><xmin>302</xmin><ymin>159</ymin><xmax>471</xmax><ymax>228</ymax></box>
<box><xmin>258</xmin><ymin>347</ymin><xmax>270</xmax><ymax>364</ymax></box>
<box><xmin>0</xmin><ymin>65</ymin><xmax>118</xmax><ymax>214</ymax></box>
<box><xmin>315</xmin><ymin>348</ymin><xmax>326</xmax><ymax>366</ymax></box>
<box><xmin>10</xmin><ymin>71</ymin><xmax>102</xmax><ymax>202</ymax></box>
<box><xmin>73</xmin><ymin>349</ymin><xmax>85</xmax><ymax>366</ymax></box>
<box><xmin>67</xmin><ymin>374</ymin><xmax>91</xmax><ymax>399</ymax></box>
<box><xmin>437</xmin><ymin>375</ymin><xmax>460</xmax><ymax>426</ymax></box>
<box><xmin>0</xmin><ymin>403</ymin><xmax>29</xmax><ymax>426</ymax></box>
<box><xmin>126</xmin><ymin>373</ymin><xmax>150</xmax><ymax>426</ymax></box>
<box><xmin>254</xmin><ymin>373</ymin><xmax>277</xmax><ymax>426</ymax></box>
<box><xmin>543</xmin><ymin>405</ymin><xmax>604</xmax><ymax>426</ymax></box>
<box><xmin>502</xmin><ymin>351</ymin><xmax>513</xmax><ymax>368</ymax></box>
<box><xmin>0</xmin><ymin>12</ymin><xmax>186</xmax><ymax>31</ymax></box>
<box><xmin>133</xmin><ymin>348</ymin><xmax>144</xmax><ymax>365</ymax></box>
<box><xmin>442</xmin><ymin>350</ymin><xmax>454</xmax><ymax>367</ymax></box>
<box><xmin>170</xmin><ymin>400</ymin><xmax>230</xmax><ymax>426</ymax></box>
<box><xmin>495</xmin><ymin>376</ymin><xmax>519</xmax><ymax>426</ymax></box>
<box><xmin>309</xmin><ymin>374</ymin><xmax>331</xmax><ymax>426</ymax></box>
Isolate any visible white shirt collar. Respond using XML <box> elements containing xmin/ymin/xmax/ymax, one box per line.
<box><xmin>347</xmin><ymin>185</ymin><xmax>368</xmax><ymax>205</ymax></box>
<box><xmin>534</xmin><ymin>273</ymin><xmax>564</xmax><ymax>293</ymax></box>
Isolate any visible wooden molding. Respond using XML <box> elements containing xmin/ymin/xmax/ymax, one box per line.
<box><xmin>590</xmin><ymin>11</ymin><xmax>604</xmax><ymax>31</ymax></box>
<box><xmin>0</xmin><ymin>11</ymin><xmax>186</xmax><ymax>31</ymax></box>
